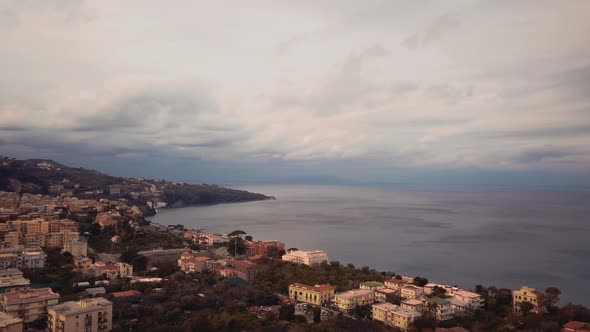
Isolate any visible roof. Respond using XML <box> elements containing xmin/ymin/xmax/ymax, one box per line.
<box><xmin>334</xmin><ymin>289</ymin><xmax>374</xmax><ymax>300</ymax></box>
<box><xmin>372</xmin><ymin>302</ymin><xmax>398</xmax><ymax>311</ymax></box>
<box><xmin>426</xmin><ymin>297</ymin><xmax>451</xmax><ymax>305</ymax></box>
<box><xmin>49</xmin><ymin>298</ymin><xmax>112</xmax><ymax>316</ymax></box>
<box><xmin>1</xmin><ymin>288</ymin><xmax>59</xmax><ymax>305</ymax></box>
<box><xmin>111</xmin><ymin>290</ymin><xmax>142</xmax><ymax>298</ymax></box>
<box><xmin>0</xmin><ymin>312</ymin><xmax>22</xmax><ymax>327</ymax></box>
<box><xmin>228</xmin><ymin>260</ymin><xmax>256</xmax><ymax>270</ymax></box>
<box><xmin>385</xmin><ymin>279</ymin><xmax>408</xmax><ymax>285</ymax></box>
<box><xmin>402</xmin><ymin>299</ymin><xmax>423</xmax><ymax>306</ymax></box>
<box><xmin>563</xmin><ymin>321</ymin><xmax>589</xmax><ymax>330</ymax></box>
<box><xmin>361</xmin><ymin>281</ymin><xmax>384</xmax><ymax>287</ymax></box>
<box><xmin>290</xmin><ymin>283</ymin><xmax>335</xmax><ymax>292</ymax></box>
<box><xmin>376</xmin><ymin>288</ymin><xmax>397</xmax><ymax>294</ymax></box>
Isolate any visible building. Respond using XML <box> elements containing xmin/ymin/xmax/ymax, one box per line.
<box><xmin>360</xmin><ymin>281</ymin><xmax>385</xmax><ymax>290</ymax></box>
<box><xmin>513</xmin><ymin>286</ymin><xmax>544</xmax><ymax>314</ymax></box>
<box><xmin>226</xmin><ymin>260</ymin><xmax>259</xmax><ymax>281</ymax></box>
<box><xmin>372</xmin><ymin>302</ymin><xmax>422</xmax><ymax>331</ymax></box>
<box><xmin>384</xmin><ymin>278</ymin><xmax>409</xmax><ymax>291</ymax></box>
<box><xmin>400</xmin><ymin>285</ymin><xmax>425</xmax><ymax>300</ymax></box>
<box><xmin>375</xmin><ymin>288</ymin><xmax>398</xmax><ymax>302</ymax></box>
<box><xmin>0</xmin><ymin>269</ymin><xmax>30</xmax><ymax>293</ymax></box>
<box><xmin>117</xmin><ymin>262</ymin><xmax>133</xmax><ymax>278</ymax></box>
<box><xmin>333</xmin><ymin>289</ymin><xmax>375</xmax><ymax>312</ymax></box>
<box><xmin>0</xmin><ymin>312</ymin><xmax>22</xmax><ymax>332</ymax></box>
<box><xmin>177</xmin><ymin>252</ymin><xmax>212</xmax><ymax>273</ymax></box>
<box><xmin>288</xmin><ymin>283</ymin><xmax>335</xmax><ymax>306</ymax></box>
<box><xmin>400</xmin><ymin>299</ymin><xmax>424</xmax><ymax>312</ymax></box>
<box><xmin>110</xmin><ymin>290</ymin><xmax>142</xmax><ymax>301</ymax></box>
<box><xmin>0</xmin><ymin>288</ymin><xmax>59</xmax><ymax>323</ymax></box>
<box><xmin>425</xmin><ymin>297</ymin><xmax>453</xmax><ymax>321</ymax></box>
<box><xmin>62</xmin><ymin>236</ymin><xmax>88</xmax><ymax>257</ymax></box>
<box><xmin>47</xmin><ymin>298</ymin><xmax>112</xmax><ymax>332</ymax></box>
<box><xmin>88</xmin><ymin>262</ymin><xmax>133</xmax><ymax>280</ymax></box>
<box><xmin>562</xmin><ymin>321</ymin><xmax>590</xmax><ymax>332</ymax></box>
<box><xmin>244</xmin><ymin>240</ymin><xmax>285</xmax><ymax>256</ymax></box>
<box><xmin>281</xmin><ymin>250</ymin><xmax>328</xmax><ymax>266</ymax></box>
<box><xmin>74</xmin><ymin>257</ymin><xmax>93</xmax><ymax>270</ymax></box>
<box><xmin>0</xmin><ymin>246</ymin><xmax>46</xmax><ymax>269</ymax></box>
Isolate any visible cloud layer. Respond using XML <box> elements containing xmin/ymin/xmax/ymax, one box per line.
<box><xmin>1</xmin><ymin>0</ymin><xmax>590</xmax><ymax>184</ymax></box>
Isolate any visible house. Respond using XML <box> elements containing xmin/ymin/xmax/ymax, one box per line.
<box><xmin>360</xmin><ymin>281</ymin><xmax>385</xmax><ymax>290</ymax></box>
<box><xmin>400</xmin><ymin>285</ymin><xmax>425</xmax><ymax>300</ymax></box>
<box><xmin>47</xmin><ymin>298</ymin><xmax>112</xmax><ymax>332</ymax></box>
<box><xmin>513</xmin><ymin>286</ymin><xmax>544</xmax><ymax>314</ymax></box>
<box><xmin>0</xmin><ymin>269</ymin><xmax>30</xmax><ymax>293</ymax></box>
<box><xmin>0</xmin><ymin>312</ymin><xmax>22</xmax><ymax>332</ymax></box>
<box><xmin>375</xmin><ymin>288</ymin><xmax>398</xmax><ymax>302</ymax></box>
<box><xmin>333</xmin><ymin>289</ymin><xmax>375</xmax><ymax>312</ymax></box>
<box><xmin>425</xmin><ymin>297</ymin><xmax>453</xmax><ymax>321</ymax></box>
<box><xmin>244</xmin><ymin>240</ymin><xmax>285</xmax><ymax>256</ymax></box>
<box><xmin>385</xmin><ymin>278</ymin><xmax>409</xmax><ymax>291</ymax></box>
<box><xmin>372</xmin><ymin>302</ymin><xmax>422</xmax><ymax>331</ymax></box>
<box><xmin>177</xmin><ymin>252</ymin><xmax>212</xmax><ymax>273</ymax></box>
<box><xmin>400</xmin><ymin>299</ymin><xmax>424</xmax><ymax>312</ymax></box>
<box><xmin>0</xmin><ymin>246</ymin><xmax>46</xmax><ymax>269</ymax></box>
<box><xmin>281</xmin><ymin>250</ymin><xmax>328</xmax><ymax>266</ymax></box>
<box><xmin>226</xmin><ymin>259</ymin><xmax>259</xmax><ymax>281</ymax></box>
<box><xmin>562</xmin><ymin>321</ymin><xmax>590</xmax><ymax>332</ymax></box>
<box><xmin>0</xmin><ymin>288</ymin><xmax>59</xmax><ymax>323</ymax></box>
<box><xmin>288</xmin><ymin>283</ymin><xmax>335</xmax><ymax>306</ymax></box>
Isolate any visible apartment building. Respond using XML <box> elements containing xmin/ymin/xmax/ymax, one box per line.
<box><xmin>288</xmin><ymin>283</ymin><xmax>335</xmax><ymax>306</ymax></box>
<box><xmin>0</xmin><ymin>288</ymin><xmax>59</xmax><ymax>323</ymax></box>
<box><xmin>401</xmin><ymin>285</ymin><xmax>425</xmax><ymax>300</ymax></box>
<box><xmin>513</xmin><ymin>286</ymin><xmax>544</xmax><ymax>314</ymax></box>
<box><xmin>333</xmin><ymin>289</ymin><xmax>375</xmax><ymax>312</ymax></box>
<box><xmin>244</xmin><ymin>240</ymin><xmax>285</xmax><ymax>256</ymax></box>
<box><xmin>425</xmin><ymin>297</ymin><xmax>453</xmax><ymax>321</ymax></box>
<box><xmin>281</xmin><ymin>250</ymin><xmax>328</xmax><ymax>266</ymax></box>
<box><xmin>360</xmin><ymin>281</ymin><xmax>385</xmax><ymax>291</ymax></box>
<box><xmin>0</xmin><ymin>269</ymin><xmax>30</xmax><ymax>293</ymax></box>
<box><xmin>62</xmin><ymin>237</ymin><xmax>88</xmax><ymax>258</ymax></box>
<box><xmin>0</xmin><ymin>312</ymin><xmax>22</xmax><ymax>332</ymax></box>
<box><xmin>47</xmin><ymin>298</ymin><xmax>112</xmax><ymax>332</ymax></box>
<box><xmin>372</xmin><ymin>302</ymin><xmax>422</xmax><ymax>331</ymax></box>
<box><xmin>177</xmin><ymin>252</ymin><xmax>212</xmax><ymax>273</ymax></box>
<box><xmin>384</xmin><ymin>278</ymin><xmax>409</xmax><ymax>291</ymax></box>
<box><xmin>375</xmin><ymin>288</ymin><xmax>398</xmax><ymax>302</ymax></box>
<box><xmin>401</xmin><ymin>299</ymin><xmax>424</xmax><ymax>312</ymax></box>
<box><xmin>0</xmin><ymin>246</ymin><xmax>46</xmax><ymax>269</ymax></box>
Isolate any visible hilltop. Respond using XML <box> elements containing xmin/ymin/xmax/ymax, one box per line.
<box><xmin>0</xmin><ymin>156</ymin><xmax>274</xmax><ymax>209</ymax></box>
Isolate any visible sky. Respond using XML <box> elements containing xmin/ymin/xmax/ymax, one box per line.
<box><xmin>1</xmin><ymin>0</ymin><xmax>590</xmax><ymax>186</ymax></box>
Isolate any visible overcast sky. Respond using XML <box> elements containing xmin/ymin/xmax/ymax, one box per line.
<box><xmin>1</xmin><ymin>0</ymin><xmax>590</xmax><ymax>186</ymax></box>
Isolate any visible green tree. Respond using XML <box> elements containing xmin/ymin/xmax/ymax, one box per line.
<box><xmin>313</xmin><ymin>307</ymin><xmax>322</xmax><ymax>323</ymax></box>
<box><xmin>228</xmin><ymin>237</ymin><xmax>246</xmax><ymax>256</ymax></box>
<box><xmin>265</xmin><ymin>245</ymin><xmax>285</xmax><ymax>258</ymax></box>
<box><xmin>413</xmin><ymin>276</ymin><xmax>429</xmax><ymax>287</ymax></box>
<box><xmin>431</xmin><ymin>286</ymin><xmax>448</xmax><ymax>298</ymax></box>
<box><xmin>544</xmin><ymin>287</ymin><xmax>561</xmax><ymax>311</ymax></box>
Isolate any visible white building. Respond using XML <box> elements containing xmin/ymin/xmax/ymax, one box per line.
<box><xmin>62</xmin><ymin>237</ymin><xmax>88</xmax><ymax>258</ymax></box>
<box><xmin>47</xmin><ymin>298</ymin><xmax>112</xmax><ymax>332</ymax></box>
<box><xmin>282</xmin><ymin>250</ymin><xmax>328</xmax><ymax>266</ymax></box>
<box><xmin>0</xmin><ymin>246</ymin><xmax>46</xmax><ymax>269</ymax></box>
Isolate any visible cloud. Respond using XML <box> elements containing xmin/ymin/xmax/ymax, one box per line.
<box><xmin>403</xmin><ymin>13</ymin><xmax>462</xmax><ymax>50</ymax></box>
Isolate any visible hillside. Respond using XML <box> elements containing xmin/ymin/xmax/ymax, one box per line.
<box><xmin>0</xmin><ymin>156</ymin><xmax>274</xmax><ymax>206</ymax></box>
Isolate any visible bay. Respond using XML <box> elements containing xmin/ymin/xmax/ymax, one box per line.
<box><xmin>150</xmin><ymin>184</ymin><xmax>590</xmax><ymax>305</ymax></box>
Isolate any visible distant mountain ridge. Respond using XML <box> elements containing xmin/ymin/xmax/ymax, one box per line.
<box><xmin>0</xmin><ymin>155</ymin><xmax>274</xmax><ymax>208</ymax></box>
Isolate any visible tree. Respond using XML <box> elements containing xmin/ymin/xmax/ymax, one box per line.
<box><xmin>354</xmin><ymin>305</ymin><xmax>372</xmax><ymax>319</ymax></box>
<box><xmin>519</xmin><ymin>301</ymin><xmax>535</xmax><ymax>316</ymax></box>
<box><xmin>245</xmin><ymin>235</ymin><xmax>253</xmax><ymax>241</ymax></box>
<box><xmin>544</xmin><ymin>287</ymin><xmax>561</xmax><ymax>311</ymax></box>
<box><xmin>385</xmin><ymin>293</ymin><xmax>402</xmax><ymax>305</ymax></box>
<box><xmin>228</xmin><ymin>237</ymin><xmax>246</xmax><ymax>256</ymax></box>
<box><xmin>313</xmin><ymin>307</ymin><xmax>322</xmax><ymax>323</ymax></box>
<box><xmin>266</xmin><ymin>245</ymin><xmax>285</xmax><ymax>258</ymax></box>
<box><xmin>431</xmin><ymin>286</ymin><xmax>448</xmax><ymax>298</ymax></box>
<box><xmin>228</xmin><ymin>230</ymin><xmax>247</xmax><ymax>237</ymax></box>
<box><xmin>413</xmin><ymin>276</ymin><xmax>429</xmax><ymax>287</ymax></box>
<box><xmin>279</xmin><ymin>304</ymin><xmax>295</xmax><ymax>321</ymax></box>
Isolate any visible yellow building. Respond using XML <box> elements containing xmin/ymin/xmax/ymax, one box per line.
<box><xmin>513</xmin><ymin>286</ymin><xmax>544</xmax><ymax>314</ymax></box>
<box><xmin>47</xmin><ymin>298</ymin><xmax>112</xmax><ymax>332</ymax></box>
<box><xmin>372</xmin><ymin>302</ymin><xmax>422</xmax><ymax>331</ymax></box>
<box><xmin>400</xmin><ymin>285</ymin><xmax>425</xmax><ymax>300</ymax></box>
<box><xmin>288</xmin><ymin>283</ymin><xmax>335</xmax><ymax>306</ymax></box>
<box><xmin>333</xmin><ymin>289</ymin><xmax>375</xmax><ymax>312</ymax></box>
<box><xmin>0</xmin><ymin>312</ymin><xmax>22</xmax><ymax>332</ymax></box>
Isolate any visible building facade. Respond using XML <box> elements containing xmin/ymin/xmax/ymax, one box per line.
<box><xmin>281</xmin><ymin>250</ymin><xmax>328</xmax><ymax>266</ymax></box>
<box><xmin>47</xmin><ymin>298</ymin><xmax>112</xmax><ymax>332</ymax></box>
<box><xmin>333</xmin><ymin>289</ymin><xmax>375</xmax><ymax>312</ymax></box>
<box><xmin>288</xmin><ymin>283</ymin><xmax>335</xmax><ymax>306</ymax></box>
<box><xmin>0</xmin><ymin>312</ymin><xmax>22</xmax><ymax>332</ymax></box>
<box><xmin>0</xmin><ymin>288</ymin><xmax>59</xmax><ymax>323</ymax></box>
<box><xmin>513</xmin><ymin>286</ymin><xmax>544</xmax><ymax>314</ymax></box>
<box><xmin>372</xmin><ymin>302</ymin><xmax>422</xmax><ymax>331</ymax></box>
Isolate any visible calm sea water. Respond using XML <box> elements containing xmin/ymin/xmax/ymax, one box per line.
<box><xmin>150</xmin><ymin>184</ymin><xmax>590</xmax><ymax>305</ymax></box>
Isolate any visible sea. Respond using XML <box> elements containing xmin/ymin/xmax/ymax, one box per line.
<box><xmin>150</xmin><ymin>184</ymin><xmax>590</xmax><ymax>305</ymax></box>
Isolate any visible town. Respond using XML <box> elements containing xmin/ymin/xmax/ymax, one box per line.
<box><xmin>0</xmin><ymin>159</ymin><xmax>588</xmax><ymax>331</ymax></box>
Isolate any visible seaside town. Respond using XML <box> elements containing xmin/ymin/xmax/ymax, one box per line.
<box><xmin>0</xmin><ymin>158</ymin><xmax>588</xmax><ymax>332</ymax></box>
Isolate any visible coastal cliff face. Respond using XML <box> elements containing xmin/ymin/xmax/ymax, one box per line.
<box><xmin>0</xmin><ymin>156</ymin><xmax>273</xmax><ymax>207</ymax></box>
